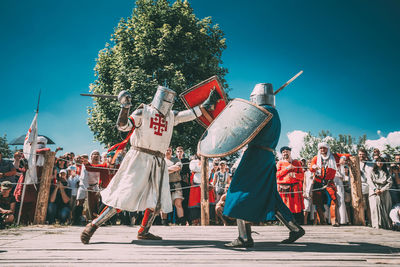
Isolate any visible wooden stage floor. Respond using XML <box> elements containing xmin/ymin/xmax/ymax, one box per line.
<box><xmin>1</xmin><ymin>225</ymin><xmax>400</xmax><ymax>266</ymax></box>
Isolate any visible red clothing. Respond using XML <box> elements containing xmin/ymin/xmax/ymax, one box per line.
<box><xmin>276</xmin><ymin>160</ymin><xmax>304</xmax><ymax>184</ymax></box>
<box><xmin>84</xmin><ymin>163</ymin><xmax>118</xmax><ymax>189</ymax></box>
<box><xmin>188</xmin><ymin>172</ymin><xmax>215</xmax><ymax>208</ymax></box>
<box><xmin>276</xmin><ymin>160</ymin><xmax>304</xmax><ymax>213</ymax></box>
<box><xmin>310</xmin><ymin>156</ymin><xmax>336</xmax><ymax>183</ymax></box>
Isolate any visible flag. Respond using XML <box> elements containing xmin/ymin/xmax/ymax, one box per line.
<box><xmin>23</xmin><ymin>113</ymin><xmax>38</xmax><ymax>184</ymax></box>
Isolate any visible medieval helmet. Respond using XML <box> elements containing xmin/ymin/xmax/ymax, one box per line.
<box><xmin>151</xmin><ymin>85</ymin><xmax>176</xmax><ymax>116</ymax></box>
<box><xmin>250</xmin><ymin>83</ymin><xmax>275</xmax><ymax>107</ymax></box>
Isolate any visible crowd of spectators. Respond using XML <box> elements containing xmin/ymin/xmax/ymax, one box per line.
<box><xmin>1</xmin><ymin>138</ymin><xmax>400</xmax><ymax>232</ymax></box>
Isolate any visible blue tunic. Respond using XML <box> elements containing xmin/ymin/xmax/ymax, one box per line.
<box><xmin>223</xmin><ymin>104</ymin><xmax>293</xmax><ymax>222</ymax></box>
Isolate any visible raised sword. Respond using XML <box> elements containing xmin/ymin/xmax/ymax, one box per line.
<box><xmin>274</xmin><ymin>70</ymin><xmax>303</xmax><ymax>95</ymax></box>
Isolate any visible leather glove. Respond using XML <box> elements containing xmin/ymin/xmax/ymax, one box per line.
<box><xmin>118</xmin><ymin>90</ymin><xmax>132</xmax><ymax>108</ymax></box>
<box><xmin>201</xmin><ymin>89</ymin><xmax>220</xmax><ymax>111</ymax></box>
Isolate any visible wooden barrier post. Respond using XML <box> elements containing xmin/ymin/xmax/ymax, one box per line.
<box><xmin>34</xmin><ymin>151</ymin><xmax>56</xmax><ymax>224</ymax></box>
<box><xmin>348</xmin><ymin>156</ymin><xmax>365</xmax><ymax>226</ymax></box>
<box><xmin>200</xmin><ymin>156</ymin><xmax>210</xmax><ymax>225</ymax></box>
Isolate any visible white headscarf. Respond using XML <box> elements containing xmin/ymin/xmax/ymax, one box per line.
<box><xmin>317</xmin><ymin>142</ymin><xmax>337</xmax><ymax>170</ymax></box>
<box><xmin>89</xmin><ymin>150</ymin><xmax>100</xmax><ymax>164</ymax></box>
<box><xmin>37</xmin><ymin>136</ymin><xmax>47</xmax><ymax>149</ymax></box>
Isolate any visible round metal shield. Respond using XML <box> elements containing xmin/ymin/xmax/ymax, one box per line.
<box><xmin>197</xmin><ymin>98</ymin><xmax>273</xmax><ymax>158</ymax></box>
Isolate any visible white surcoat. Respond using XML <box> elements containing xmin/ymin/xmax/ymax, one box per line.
<box><xmin>101</xmin><ymin>104</ymin><xmax>196</xmax><ymax>213</ymax></box>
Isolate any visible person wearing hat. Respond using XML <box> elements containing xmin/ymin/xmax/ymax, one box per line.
<box><xmin>310</xmin><ymin>142</ymin><xmax>350</xmax><ymax>226</ymax></box>
<box><xmin>276</xmin><ymin>146</ymin><xmax>304</xmax><ymax>223</ymax></box>
<box><xmin>0</xmin><ymin>181</ymin><xmax>16</xmax><ymax>228</ymax></box>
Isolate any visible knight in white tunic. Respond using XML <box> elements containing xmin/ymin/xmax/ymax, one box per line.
<box><xmin>80</xmin><ymin>85</ymin><xmax>220</xmax><ymax>244</ymax></box>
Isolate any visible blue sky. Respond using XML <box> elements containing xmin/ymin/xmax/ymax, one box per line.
<box><xmin>1</xmin><ymin>0</ymin><xmax>399</xmax><ymax>155</ymax></box>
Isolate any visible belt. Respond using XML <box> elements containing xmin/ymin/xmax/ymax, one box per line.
<box><xmin>133</xmin><ymin>146</ymin><xmax>165</xmax><ymax>158</ymax></box>
<box><xmin>250</xmin><ymin>145</ymin><xmax>274</xmax><ymax>153</ymax></box>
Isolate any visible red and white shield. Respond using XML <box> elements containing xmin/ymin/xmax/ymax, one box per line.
<box><xmin>179</xmin><ymin>76</ymin><xmax>228</xmax><ymax>128</ymax></box>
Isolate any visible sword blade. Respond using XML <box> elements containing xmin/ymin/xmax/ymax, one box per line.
<box><xmin>274</xmin><ymin>70</ymin><xmax>303</xmax><ymax>95</ymax></box>
<box><xmin>80</xmin><ymin>93</ymin><xmax>118</xmax><ymax>99</ymax></box>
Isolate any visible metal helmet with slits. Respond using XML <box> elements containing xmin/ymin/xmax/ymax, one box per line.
<box><xmin>151</xmin><ymin>85</ymin><xmax>177</xmax><ymax>116</ymax></box>
<box><xmin>250</xmin><ymin>83</ymin><xmax>275</xmax><ymax>107</ymax></box>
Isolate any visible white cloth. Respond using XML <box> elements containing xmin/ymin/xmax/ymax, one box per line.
<box><xmin>76</xmin><ymin>165</ymin><xmax>101</xmax><ymax>200</ymax></box>
<box><xmin>303</xmin><ymin>170</ymin><xmax>314</xmax><ymax>212</ymax></box>
<box><xmin>389</xmin><ymin>204</ymin><xmax>400</xmax><ymax>224</ymax></box>
<box><xmin>359</xmin><ymin>161</ymin><xmax>373</xmax><ymax>195</ymax></box>
<box><xmin>36</xmin><ymin>136</ymin><xmax>47</xmax><ymax>166</ymax></box>
<box><xmin>101</xmin><ymin>104</ymin><xmax>178</xmax><ymax>213</ymax></box>
<box><xmin>334</xmin><ymin>165</ymin><xmax>349</xmax><ymax>224</ymax></box>
<box><xmin>316</xmin><ymin>148</ymin><xmax>337</xmax><ymax>171</ymax></box>
<box><xmin>189</xmin><ymin>159</ymin><xmax>202</xmax><ymax>184</ymax></box>
<box><xmin>68</xmin><ymin>175</ymin><xmax>80</xmax><ymax>197</ymax></box>
<box><xmin>23</xmin><ymin>113</ymin><xmax>38</xmax><ymax>184</ymax></box>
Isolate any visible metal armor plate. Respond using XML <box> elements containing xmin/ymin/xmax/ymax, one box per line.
<box><xmin>197</xmin><ymin>98</ymin><xmax>273</xmax><ymax>158</ymax></box>
<box><xmin>179</xmin><ymin>76</ymin><xmax>228</xmax><ymax>128</ymax></box>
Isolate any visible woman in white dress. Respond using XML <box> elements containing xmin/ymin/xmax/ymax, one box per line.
<box><xmin>334</xmin><ymin>156</ymin><xmax>349</xmax><ymax>225</ymax></box>
<box><xmin>367</xmin><ymin>157</ymin><xmax>392</xmax><ymax>229</ymax></box>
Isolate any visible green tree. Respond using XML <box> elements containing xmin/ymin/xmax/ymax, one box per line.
<box><xmin>87</xmin><ymin>0</ymin><xmax>228</xmax><ymax>153</ymax></box>
<box><xmin>0</xmin><ymin>134</ymin><xmax>12</xmax><ymax>158</ymax></box>
<box><xmin>299</xmin><ymin>131</ymin><xmax>371</xmax><ymax>160</ymax></box>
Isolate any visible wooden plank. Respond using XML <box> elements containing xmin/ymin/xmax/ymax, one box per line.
<box><xmin>33</xmin><ymin>151</ymin><xmax>56</xmax><ymax>224</ymax></box>
<box><xmin>200</xmin><ymin>156</ymin><xmax>210</xmax><ymax>225</ymax></box>
<box><xmin>1</xmin><ymin>225</ymin><xmax>400</xmax><ymax>266</ymax></box>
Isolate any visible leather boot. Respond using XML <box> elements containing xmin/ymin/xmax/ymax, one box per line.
<box><xmin>137</xmin><ymin>232</ymin><xmax>162</xmax><ymax>240</ymax></box>
<box><xmin>80</xmin><ymin>223</ymin><xmax>98</xmax><ymax>244</ymax></box>
<box><xmin>225</xmin><ymin>220</ymin><xmax>254</xmax><ymax>248</ymax></box>
<box><xmin>275</xmin><ymin>211</ymin><xmax>305</xmax><ymax>244</ymax></box>
<box><xmin>137</xmin><ymin>209</ymin><xmax>163</xmax><ymax>240</ymax></box>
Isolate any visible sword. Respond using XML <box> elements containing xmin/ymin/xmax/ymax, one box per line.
<box><xmin>80</xmin><ymin>93</ymin><xmax>118</xmax><ymax>99</ymax></box>
<box><xmin>274</xmin><ymin>70</ymin><xmax>303</xmax><ymax>95</ymax></box>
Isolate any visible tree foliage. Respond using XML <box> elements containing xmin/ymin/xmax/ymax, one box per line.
<box><xmin>0</xmin><ymin>134</ymin><xmax>12</xmax><ymax>158</ymax></box>
<box><xmin>299</xmin><ymin>130</ymin><xmax>371</xmax><ymax>160</ymax></box>
<box><xmin>87</xmin><ymin>0</ymin><xmax>228</xmax><ymax>153</ymax></box>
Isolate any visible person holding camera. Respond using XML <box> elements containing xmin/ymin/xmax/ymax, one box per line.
<box><xmin>47</xmin><ymin>169</ymin><xmax>71</xmax><ymax>224</ymax></box>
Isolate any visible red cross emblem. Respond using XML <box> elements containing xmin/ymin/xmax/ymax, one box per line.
<box><xmin>150</xmin><ymin>114</ymin><xmax>168</xmax><ymax>136</ymax></box>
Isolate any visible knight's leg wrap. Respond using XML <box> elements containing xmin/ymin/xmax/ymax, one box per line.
<box><xmin>80</xmin><ymin>206</ymin><xmax>118</xmax><ymax>244</ymax></box>
<box><xmin>138</xmin><ymin>208</ymin><xmax>152</xmax><ymax>234</ymax></box>
<box><xmin>238</xmin><ymin>219</ymin><xmax>253</xmax><ymax>242</ymax></box>
<box><xmin>275</xmin><ymin>211</ymin><xmax>305</xmax><ymax>244</ymax></box>
<box><xmin>224</xmin><ymin>219</ymin><xmax>254</xmax><ymax>248</ymax></box>
<box><xmin>137</xmin><ymin>208</ymin><xmax>162</xmax><ymax>240</ymax></box>
<box><xmin>91</xmin><ymin>206</ymin><xmax>118</xmax><ymax>227</ymax></box>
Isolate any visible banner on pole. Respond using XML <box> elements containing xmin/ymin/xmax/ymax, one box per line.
<box><xmin>23</xmin><ymin>113</ymin><xmax>38</xmax><ymax>184</ymax></box>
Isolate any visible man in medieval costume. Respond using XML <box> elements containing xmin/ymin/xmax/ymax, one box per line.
<box><xmin>310</xmin><ymin>142</ymin><xmax>339</xmax><ymax>226</ymax></box>
<box><xmin>276</xmin><ymin>146</ymin><xmax>304</xmax><ymax>223</ymax></box>
<box><xmin>223</xmin><ymin>83</ymin><xmax>305</xmax><ymax>248</ymax></box>
<box><xmin>80</xmin><ymin>85</ymin><xmax>219</xmax><ymax>244</ymax></box>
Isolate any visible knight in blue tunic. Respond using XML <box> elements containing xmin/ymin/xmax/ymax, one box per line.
<box><xmin>223</xmin><ymin>83</ymin><xmax>305</xmax><ymax>248</ymax></box>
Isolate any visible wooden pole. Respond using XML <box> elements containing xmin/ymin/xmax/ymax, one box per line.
<box><xmin>348</xmin><ymin>156</ymin><xmax>365</xmax><ymax>226</ymax></box>
<box><xmin>33</xmin><ymin>151</ymin><xmax>56</xmax><ymax>224</ymax></box>
<box><xmin>200</xmin><ymin>156</ymin><xmax>210</xmax><ymax>226</ymax></box>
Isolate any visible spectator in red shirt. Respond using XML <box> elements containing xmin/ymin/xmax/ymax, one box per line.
<box><xmin>276</xmin><ymin>146</ymin><xmax>304</xmax><ymax>223</ymax></box>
